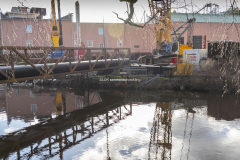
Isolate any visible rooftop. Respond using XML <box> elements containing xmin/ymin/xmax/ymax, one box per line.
<box><xmin>172</xmin><ymin>12</ymin><xmax>240</xmax><ymax>23</ymax></box>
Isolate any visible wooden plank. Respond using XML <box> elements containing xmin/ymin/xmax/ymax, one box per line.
<box><xmin>51</xmin><ymin>50</ymin><xmax>54</xmax><ymax>63</ymax></box>
<box><xmin>119</xmin><ymin>53</ymin><xmax>128</xmax><ymax>66</ymax></box>
<box><xmin>12</xmin><ymin>49</ymin><xmax>44</xmax><ymax>75</ymax></box>
<box><xmin>0</xmin><ymin>46</ymin><xmax>130</xmax><ymax>51</ymax></box>
<box><xmin>91</xmin><ymin>50</ymin><xmax>104</xmax><ymax>70</ymax></box>
<box><xmin>24</xmin><ymin>49</ymin><xmax>28</xmax><ymax>65</ymax></box>
<box><xmin>48</xmin><ymin>50</ymin><xmax>68</xmax><ymax>74</ymax></box>
<box><xmin>0</xmin><ymin>75</ymin><xmax>45</xmax><ymax>84</ymax></box>
<box><xmin>69</xmin><ymin>50</ymin><xmax>72</xmax><ymax>73</ymax></box>
<box><xmin>117</xmin><ymin>49</ymin><xmax>120</xmax><ymax>66</ymax></box>
<box><xmin>107</xmin><ymin>49</ymin><xmax>117</xmax><ymax>68</ymax></box>
<box><xmin>0</xmin><ymin>54</ymin><xmax>9</xmax><ymax>64</ymax></box>
<box><xmin>37</xmin><ymin>56</ymin><xmax>45</xmax><ymax>64</ymax></box>
<box><xmin>88</xmin><ymin>50</ymin><xmax>91</xmax><ymax>70</ymax></box>
<box><xmin>128</xmin><ymin>48</ymin><xmax>131</xmax><ymax>65</ymax></box>
<box><xmin>43</xmin><ymin>50</ymin><xmax>47</xmax><ymax>74</ymax></box>
<box><xmin>0</xmin><ymin>70</ymin><xmax>12</xmax><ymax>80</ymax></box>
<box><xmin>61</xmin><ymin>50</ymin><xmax>70</xmax><ymax>62</ymax></box>
<box><xmin>71</xmin><ymin>50</ymin><xmax>88</xmax><ymax>72</ymax></box>
<box><xmin>10</xmin><ymin>50</ymin><xmax>15</xmax><ymax>79</ymax></box>
<box><xmin>104</xmin><ymin>49</ymin><xmax>107</xmax><ymax>68</ymax></box>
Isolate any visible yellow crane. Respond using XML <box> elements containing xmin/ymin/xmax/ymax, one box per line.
<box><xmin>148</xmin><ymin>0</ymin><xmax>197</xmax><ymax>55</ymax></box>
<box><xmin>115</xmin><ymin>0</ymin><xmax>196</xmax><ymax>55</ymax></box>
<box><xmin>51</xmin><ymin>0</ymin><xmax>60</xmax><ymax>47</ymax></box>
<box><xmin>148</xmin><ymin>0</ymin><xmax>172</xmax><ymax>51</ymax></box>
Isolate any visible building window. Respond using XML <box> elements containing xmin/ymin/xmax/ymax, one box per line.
<box><xmin>88</xmin><ymin>40</ymin><xmax>93</xmax><ymax>47</ymax></box>
<box><xmin>26</xmin><ymin>40</ymin><xmax>33</xmax><ymax>47</ymax></box>
<box><xmin>180</xmin><ymin>37</ymin><xmax>184</xmax><ymax>44</ymax></box>
<box><xmin>117</xmin><ymin>39</ymin><xmax>122</xmax><ymax>47</ymax></box>
<box><xmin>31</xmin><ymin>104</ymin><xmax>37</xmax><ymax>112</ymax></box>
<box><xmin>98</xmin><ymin>28</ymin><xmax>103</xmax><ymax>35</ymax></box>
<box><xmin>99</xmin><ymin>43</ymin><xmax>104</xmax><ymax>48</ymax></box>
<box><xmin>134</xmin><ymin>45</ymin><xmax>140</xmax><ymax>48</ymax></box>
<box><xmin>26</xmin><ymin>25</ymin><xmax>32</xmax><ymax>33</ymax></box>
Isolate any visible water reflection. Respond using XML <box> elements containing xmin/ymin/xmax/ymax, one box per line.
<box><xmin>0</xmin><ymin>87</ymin><xmax>239</xmax><ymax>159</ymax></box>
<box><xmin>0</xmin><ymin>87</ymin><xmax>132</xmax><ymax>159</ymax></box>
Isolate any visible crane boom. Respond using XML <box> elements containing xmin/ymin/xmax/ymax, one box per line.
<box><xmin>51</xmin><ymin>0</ymin><xmax>60</xmax><ymax>47</ymax></box>
<box><xmin>148</xmin><ymin>0</ymin><xmax>172</xmax><ymax>51</ymax></box>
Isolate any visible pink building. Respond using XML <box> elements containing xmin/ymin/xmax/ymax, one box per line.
<box><xmin>1</xmin><ymin>9</ymin><xmax>240</xmax><ymax>57</ymax></box>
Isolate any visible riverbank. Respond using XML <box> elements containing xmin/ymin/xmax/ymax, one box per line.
<box><xmin>35</xmin><ymin>72</ymin><xmax>237</xmax><ymax>93</ymax></box>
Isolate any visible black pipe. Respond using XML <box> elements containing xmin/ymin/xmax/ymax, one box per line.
<box><xmin>0</xmin><ymin>59</ymin><xmax>129</xmax><ymax>80</ymax></box>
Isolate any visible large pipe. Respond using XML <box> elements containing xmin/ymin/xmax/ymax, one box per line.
<box><xmin>0</xmin><ymin>59</ymin><xmax>129</xmax><ymax>80</ymax></box>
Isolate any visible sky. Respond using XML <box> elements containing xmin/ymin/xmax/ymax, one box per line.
<box><xmin>0</xmin><ymin>0</ymin><xmax>239</xmax><ymax>23</ymax></box>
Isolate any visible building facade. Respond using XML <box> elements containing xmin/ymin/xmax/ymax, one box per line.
<box><xmin>1</xmin><ymin>10</ymin><xmax>240</xmax><ymax>56</ymax></box>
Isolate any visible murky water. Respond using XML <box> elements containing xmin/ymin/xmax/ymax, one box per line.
<box><xmin>0</xmin><ymin>85</ymin><xmax>240</xmax><ymax>160</ymax></box>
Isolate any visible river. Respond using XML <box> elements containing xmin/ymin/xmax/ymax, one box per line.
<box><xmin>0</xmin><ymin>85</ymin><xmax>239</xmax><ymax>160</ymax></box>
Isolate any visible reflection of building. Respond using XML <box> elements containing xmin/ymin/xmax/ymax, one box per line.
<box><xmin>0</xmin><ymin>89</ymin><xmax>6</xmax><ymax>111</ymax></box>
<box><xmin>0</xmin><ymin>91</ymin><xmax>129</xmax><ymax>160</ymax></box>
<box><xmin>6</xmin><ymin>88</ymin><xmax>102</xmax><ymax>124</ymax></box>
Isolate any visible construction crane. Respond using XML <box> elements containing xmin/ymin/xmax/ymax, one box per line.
<box><xmin>148</xmin><ymin>1</ymin><xmax>218</xmax><ymax>56</ymax></box>
<box><xmin>49</xmin><ymin>0</ymin><xmax>66</xmax><ymax>60</ymax></box>
<box><xmin>148</xmin><ymin>0</ymin><xmax>196</xmax><ymax>55</ymax></box>
<box><xmin>148</xmin><ymin>0</ymin><xmax>172</xmax><ymax>53</ymax></box>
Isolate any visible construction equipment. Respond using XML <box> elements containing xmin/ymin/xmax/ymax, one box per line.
<box><xmin>49</xmin><ymin>0</ymin><xmax>65</xmax><ymax>59</ymax></box>
<box><xmin>148</xmin><ymin>1</ymin><xmax>216</xmax><ymax>56</ymax></box>
<box><xmin>148</xmin><ymin>0</ymin><xmax>172</xmax><ymax>54</ymax></box>
<box><xmin>57</xmin><ymin>0</ymin><xmax>63</xmax><ymax>46</ymax></box>
<box><xmin>148</xmin><ymin>0</ymin><xmax>195</xmax><ymax>55</ymax></box>
<box><xmin>54</xmin><ymin>92</ymin><xmax>65</xmax><ymax>116</ymax></box>
<box><xmin>51</xmin><ymin>0</ymin><xmax>60</xmax><ymax>47</ymax></box>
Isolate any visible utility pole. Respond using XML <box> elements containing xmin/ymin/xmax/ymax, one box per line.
<box><xmin>75</xmin><ymin>1</ymin><xmax>81</xmax><ymax>47</ymax></box>
<box><xmin>103</xmin><ymin>17</ymin><xmax>105</xmax><ymax>48</ymax></box>
<box><xmin>57</xmin><ymin>0</ymin><xmax>63</xmax><ymax>46</ymax></box>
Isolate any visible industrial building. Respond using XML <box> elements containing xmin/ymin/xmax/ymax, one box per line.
<box><xmin>1</xmin><ymin>6</ymin><xmax>240</xmax><ymax>59</ymax></box>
